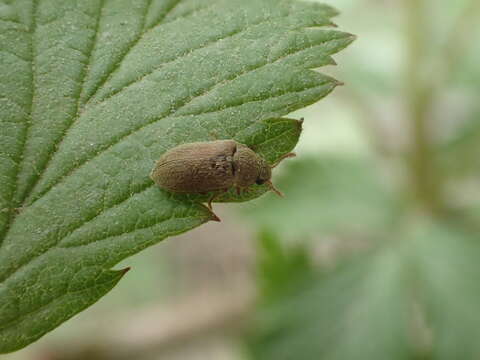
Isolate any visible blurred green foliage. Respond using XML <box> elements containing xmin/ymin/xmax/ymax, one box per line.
<box><xmin>243</xmin><ymin>0</ymin><xmax>480</xmax><ymax>359</ymax></box>
<box><xmin>246</xmin><ymin>224</ymin><xmax>480</xmax><ymax>359</ymax></box>
<box><xmin>241</xmin><ymin>157</ymin><xmax>400</xmax><ymax>238</ymax></box>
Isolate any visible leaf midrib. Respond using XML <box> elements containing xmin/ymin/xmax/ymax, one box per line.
<box><xmin>0</xmin><ymin>0</ymin><xmax>38</xmax><ymax>247</ymax></box>
<box><xmin>13</xmin><ymin>0</ymin><xmax>106</xmax><ymax>215</ymax></box>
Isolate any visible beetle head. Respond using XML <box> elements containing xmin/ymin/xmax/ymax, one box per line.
<box><xmin>255</xmin><ymin>159</ymin><xmax>271</xmax><ymax>185</ymax></box>
<box><xmin>234</xmin><ymin>144</ymin><xmax>285</xmax><ymax>197</ymax></box>
<box><xmin>253</xmin><ymin>159</ymin><xmax>282</xmax><ymax>197</ymax></box>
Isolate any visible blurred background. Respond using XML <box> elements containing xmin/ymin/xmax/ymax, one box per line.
<box><xmin>6</xmin><ymin>0</ymin><xmax>480</xmax><ymax>359</ymax></box>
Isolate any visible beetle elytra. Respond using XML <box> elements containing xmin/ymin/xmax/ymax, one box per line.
<box><xmin>150</xmin><ymin>140</ymin><xmax>294</xmax><ymax>220</ymax></box>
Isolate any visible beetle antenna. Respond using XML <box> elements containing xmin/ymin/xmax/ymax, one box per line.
<box><xmin>272</xmin><ymin>153</ymin><xmax>296</xmax><ymax>168</ymax></box>
<box><xmin>266</xmin><ymin>181</ymin><xmax>284</xmax><ymax>197</ymax></box>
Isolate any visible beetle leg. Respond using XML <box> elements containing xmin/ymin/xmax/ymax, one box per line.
<box><xmin>207</xmin><ymin>189</ymin><xmax>228</xmax><ymax>210</ymax></box>
<box><xmin>206</xmin><ymin>190</ymin><xmax>228</xmax><ymax>222</ymax></box>
<box><xmin>207</xmin><ymin>193</ymin><xmax>217</xmax><ymax>210</ymax></box>
<box><xmin>272</xmin><ymin>152</ymin><xmax>296</xmax><ymax>168</ymax></box>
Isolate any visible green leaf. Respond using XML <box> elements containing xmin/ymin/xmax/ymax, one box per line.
<box><xmin>246</xmin><ymin>224</ymin><xmax>480</xmax><ymax>360</ymax></box>
<box><xmin>255</xmin><ymin>230</ymin><xmax>315</xmax><ymax>302</ymax></box>
<box><xmin>0</xmin><ymin>0</ymin><xmax>354</xmax><ymax>352</ymax></box>
<box><xmin>413</xmin><ymin>225</ymin><xmax>480</xmax><ymax>360</ymax></box>
<box><xmin>247</xmin><ymin>239</ymin><xmax>413</xmax><ymax>360</ymax></box>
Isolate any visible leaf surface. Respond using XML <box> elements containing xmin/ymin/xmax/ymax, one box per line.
<box><xmin>0</xmin><ymin>0</ymin><xmax>353</xmax><ymax>352</ymax></box>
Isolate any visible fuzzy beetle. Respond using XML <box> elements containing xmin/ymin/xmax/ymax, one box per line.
<box><xmin>150</xmin><ymin>140</ymin><xmax>294</xmax><ymax>219</ymax></box>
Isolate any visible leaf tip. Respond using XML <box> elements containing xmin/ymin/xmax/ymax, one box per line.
<box><xmin>294</xmin><ymin>117</ymin><xmax>304</xmax><ymax>133</ymax></box>
<box><xmin>345</xmin><ymin>33</ymin><xmax>358</xmax><ymax>44</ymax></box>
<box><xmin>315</xmin><ymin>3</ymin><xmax>340</xmax><ymax>18</ymax></box>
<box><xmin>120</xmin><ymin>267</ymin><xmax>131</xmax><ymax>275</ymax></box>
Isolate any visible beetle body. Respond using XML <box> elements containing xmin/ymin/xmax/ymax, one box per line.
<box><xmin>150</xmin><ymin>140</ymin><xmax>272</xmax><ymax>194</ymax></box>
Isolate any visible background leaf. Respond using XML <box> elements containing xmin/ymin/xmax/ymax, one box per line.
<box><xmin>246</xmin><ymin>234</ymin><xmax>413</xmax><ymax>360</ymax></box>
<box><xmin>0</xmin><ymin>0</ymin><xmax>353</xmax><ymax>352</ymax></box>
<box><xmin>246</xmin><ymin>225</ymin><xmax>480</xmax><ymax>360</ymax></box>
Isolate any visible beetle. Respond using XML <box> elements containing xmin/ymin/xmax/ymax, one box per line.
<box><xmin>150</xmin><ymin>140</ymin><xmax>294</xmax><ymax>219</ymax></box>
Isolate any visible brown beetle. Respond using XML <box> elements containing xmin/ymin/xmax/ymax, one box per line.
<box><xmin>150</xmin><ymin>140</ymin><xmax>294</xmax><ymax>218</ymax></box>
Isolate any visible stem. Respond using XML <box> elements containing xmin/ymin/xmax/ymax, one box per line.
<box><xmin>404</xmin><ymin>0</ymin><xmax>444</xmax><ymax>215</ymax></box>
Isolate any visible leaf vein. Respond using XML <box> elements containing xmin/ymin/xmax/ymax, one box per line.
<box><xmin>85</xmin><ymin>3</ymin><xmax>311</xmax><ymax>109</ymax></box>
<box><xmin>0</xmin><ymin>266</ymin><xmax>124</xmax><ymax>332</ymax></box>
<box><xmin>60</xmin><ymin>212</ymin><xmax>202</xmax><ymax>250</ymax></box>
<box><xmin>0</xmin><ymin>49</ymin><xmax>30</xmax><ymax>63</ymax></box>
<box><xmin>0</xmin><ymin>182</ymin><xmax>152</xmax><ymax>283</ymax></box>
<box><xmin>84</xmin><ymin>0</ymin><xmax>192</xmax><ymax>106</ymax></box>
<box><xmin>0</xmin><ymin>0</ymin><xmax>38</xmax><ymax>246</ymax></box>
<box><xmin>147</xmin><ymin>0</ymin><xmax>182</xmax><ymax>31</ymax></box>
<box><xmin>0</xmin><ymin>213</ymin><xmax>205</xmax><ymax>321</ymax></box>
<box><xmin>20</xmin><ymin>0</ymin><xmax>107</xmax><ymax>209</ymax></box>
